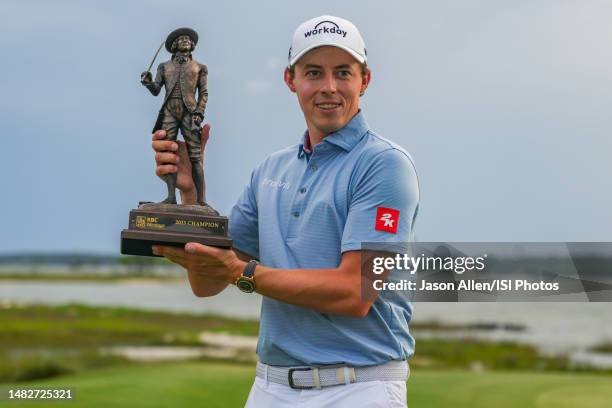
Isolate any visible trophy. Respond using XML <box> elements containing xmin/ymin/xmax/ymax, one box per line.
<box><xmin>121</xmin><ymin>27</ymin><xmax>232</xmax><ymax>256</ymax></box>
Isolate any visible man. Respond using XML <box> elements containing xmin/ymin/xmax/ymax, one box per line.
<box><xmin>152</xmin><ymin>15</ymin><xmax>419</xmax><ymax>407</ymax></box>
<box><xmin>141</xmin><ymin>27</ymin><xmax>209</xmax><ymax>205</ymax></box>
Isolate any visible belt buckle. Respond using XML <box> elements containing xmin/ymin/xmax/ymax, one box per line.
<box><xmin>288</xmin><ymin>367</ymin><xmax>314</xmax><ymax>390</ymax></box>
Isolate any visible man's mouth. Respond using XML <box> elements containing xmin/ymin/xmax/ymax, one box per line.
<box><xmin>316</xmin><ymin>103</ymin><xmax>342</xmax><ymax>110</ymax></box>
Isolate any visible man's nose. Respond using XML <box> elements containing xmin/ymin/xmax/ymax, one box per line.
<box><xmin>320</xmin><ymin>74</ymin><xmax>337</xmax><ymax>93</ymax></box>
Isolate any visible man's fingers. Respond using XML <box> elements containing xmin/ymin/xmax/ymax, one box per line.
<box><xmin>152</xmin><ymin>130</ymin><xmax>167</xmax><ymax>140</ymax></box>
<box><xmin>152</xmin><ymin>140</ymin><xmax>178</xmax><ymax>153</ymax></box>
<box><xmin>155</xmin><ymin>152</ymin><xmax>179</xmax><ymax>165</ymax></box>
<box><xmin>185</xmin><ymin>242</ymin><xmax>218</xmax><ymax>256</ymax></box>
<box><xmin>152</xmin><ymin>245</ymin><xmax>187</xmax><ymax>257</ymax></box>
<box><xmin>151</xmin><ymin>130</ymin><xmax>180</xmax><ymax>153</ymax></box>
<box><xmin>153</xmin><ymin>244</ymin><xmax>223</xmax><ymax>267</ymax></box>
<box><xmin>164</xmin><ymin>254</ymin><xmax>189</xmax><ymax>268</ymax></box>
<box><xmin>155</xmin><ymin>164</ymin><xmax>177</xmax><ymax>177</ymax></box>
<box><xmin>154</xmin><ymin>244</ymin><xmax>218</xmax><ymax>259</ymax></box>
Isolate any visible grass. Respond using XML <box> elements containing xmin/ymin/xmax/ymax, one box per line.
<box><xmin>0</xmin><ymin>304</ymin><xmax>609</xmax><ymax>387</ymax></box>
<box><xmin>408</xmin><ymin>368</ymin><xmax>612</xmax><ymax>408</ymax></box>
<box><xmin>0</xmin><ymin>362</ymin><xmax>254</xmax><ymax>408</ymax></box>
<box><xmin>1</xmin><ymin>362</ymin><xmax>611</xmax><ymax>408</ymax></box>
<box><xmin>591</xmin><ymin>342</ymin><xmax>612</xmax><ymax>353</ymax></box>
<box><xmin>413</xmin><ymin>339</ymin><xmax>570</xmax><ymax>371</ymax></box>
<box><xmin>0</xmin><ymin>351</ymin><xmax>129</xmax><ymax>383</ymax></box>
<box><xmin>0</xmin><ymin>304</ymin><xmax>259</xmax><ymax>349</ymax></box>
<box><xmin>0</xmin><ymin>304</ymin><xmax>259</xmax><ymax>383</ymax></box>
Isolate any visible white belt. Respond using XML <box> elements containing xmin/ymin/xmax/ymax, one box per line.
<box><xmin>256</xmin><ymin>360</ymin><xmax>409</xmax><ymax>390</ymax></box>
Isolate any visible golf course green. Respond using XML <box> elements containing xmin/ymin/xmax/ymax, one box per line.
<box><xmin>2</xmin><ymin>361</ymin><xmax>611</xmax><ymax>407</ymax></box>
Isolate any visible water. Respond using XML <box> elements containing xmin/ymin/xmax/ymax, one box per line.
<box><xmin>411</xmin><ymin>302</ymin><xmax>612</xmax><ymax>352</ymax></box>
<box><xmin>2</xmin><ymin>280</ymin><xmax>612</xmax><ymax>358</ymax></box>
<box><xmin>0</xmin><ymin>280</ymin><xmax>262</xmax><ymax>318</ymax></box>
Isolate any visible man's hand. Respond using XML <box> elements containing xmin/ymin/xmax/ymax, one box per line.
<box><xmin>153</xmin><ymin>243</ymin><xmax>255</xmax><ymax>297</ymax></box>
<box><xmin>152</xmin><ymin>125</ymin><xmax>211</xmax><ymax>204</ymax></box>
<box><xmin>153</xmin><ymin>243</ymin><xmax>245</xmax><ymax>285</ymax></box>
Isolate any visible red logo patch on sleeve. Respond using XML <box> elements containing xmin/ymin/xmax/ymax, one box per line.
<box><xmin>375</xmin><ymin>207</ymin><xmax>400</xmax><ymax>234</ymax></box>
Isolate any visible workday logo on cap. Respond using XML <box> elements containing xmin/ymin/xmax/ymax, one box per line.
<box><xmin>304</xmin><ymin>20</ymin><xmax>348</xmax><ymax>38</ymax></box>
<box><xmin>288</xmin><ymin>15</ymin><xmax>367</xmax><ymax>67</ymax></box>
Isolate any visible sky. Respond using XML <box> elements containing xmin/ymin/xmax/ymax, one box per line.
<box><xmin>1</xmin><ymin>0</ymin><xmax>611</xmax><ymax>254</ymax></box>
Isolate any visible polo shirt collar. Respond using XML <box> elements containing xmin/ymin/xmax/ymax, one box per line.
<box><xmin>323</xmin><ymin>110</ymin><xmax>369</xmax><ymax>152</ymax></box>
<box><xmin>298</xmin><ymin>111</ymin><xmax>369</xmax><ymax>159</ymax></box>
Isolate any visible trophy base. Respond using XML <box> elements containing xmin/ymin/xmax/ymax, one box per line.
<box><xmin>120</xmin><ymin>202</ymin><xmax>232</xmax><ymax>257</ymax></box>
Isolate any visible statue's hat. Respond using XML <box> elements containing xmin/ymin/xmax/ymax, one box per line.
<box><xmin>165</xmin><ymin>27</ymin><xmax>198</xmax><ymax>52</ymax></box>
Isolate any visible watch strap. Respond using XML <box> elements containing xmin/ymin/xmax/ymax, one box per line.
<box><xmin>243</xmin><ymin>260</ymin><xmax>259</xmax><ymax>278</ymax></box>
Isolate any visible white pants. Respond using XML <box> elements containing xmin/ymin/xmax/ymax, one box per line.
<box><xmin>244</xmin><ymin>376</ymin><xmax>407</xmax><ymax>408</ymax></box>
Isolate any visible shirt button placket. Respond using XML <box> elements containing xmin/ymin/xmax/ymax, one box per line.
<box><xmin>287</xmin><ymin>160</ymin><xmax>314</xmax><ymax>238</ymax></box>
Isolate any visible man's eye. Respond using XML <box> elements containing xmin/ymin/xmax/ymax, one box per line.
<box><xmin>306</xmin><ymin>71</ymin><xmax>320</xmax><ymax>77</ymax></box>
<box><xmin>337</xmin><ymin>71</ymin><xmax>351</xmax><ymax>78</ymax></box>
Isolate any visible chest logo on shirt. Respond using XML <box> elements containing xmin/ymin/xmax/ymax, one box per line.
<box><xmin>375</xmin><ymin>207</ymin><xmax>400</xmax><ymax>234</ymax></box>
<box><xmin>262</xmin><ymin>178</ymin><xmax>291</xmax><ymax>191</ymax></box>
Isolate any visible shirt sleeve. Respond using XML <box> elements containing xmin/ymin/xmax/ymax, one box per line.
<box><xmin>229</xmin><ymin>168</ymin><xmax>260</xmax><ymax>259</ymax></box>
<box><xmin>341</xmin><ymin>148</ymin><xmax>420</xmax><ymax>253</ymax></box>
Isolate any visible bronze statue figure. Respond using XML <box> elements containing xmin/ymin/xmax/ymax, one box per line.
<box><xmin>121</xmin><ymin>27</ymin><xmax>231</xmax><ymax>257</ymax></box>
<box><xmin>140</xmin><ymin>27</ymin><xmax>209</xmax><ymax>206</ymax></box>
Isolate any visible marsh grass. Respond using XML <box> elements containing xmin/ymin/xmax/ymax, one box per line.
<box><xmin>1</xmin><ymin>304</ymin><xmax>609</xmax><ymax>386</ymax></box>
<box><xmin>0</xmin><ymin>304</ymin><xmax>259</xmax><ymax>349</ymax></box>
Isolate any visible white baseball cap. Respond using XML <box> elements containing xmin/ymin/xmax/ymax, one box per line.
<box><xmin>288</xmin><ymin>15</ymin><xmax>367</xmax><ymax>68</ymax></box>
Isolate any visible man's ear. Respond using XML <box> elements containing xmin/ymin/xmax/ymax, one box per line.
<box><xmin>284</xmin><ymin>68</ymin><xmax>296</xmax><ymax>93</ymax></box>
<box><xmin>360</xmin><ymin>70</ymin><xmax>371</xmax><ymax>96</ymax></box>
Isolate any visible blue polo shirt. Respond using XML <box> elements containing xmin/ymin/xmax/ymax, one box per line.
<box><xmin>229</xmin><ymin>111</ymin><xmax>420</xmax><ymax>366</ymax></box>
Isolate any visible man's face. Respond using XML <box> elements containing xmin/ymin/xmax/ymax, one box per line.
<box><xmin>176</xmin><ymin>35</ymin><xmax>193</xmax><ymax>52</ymax></box>
<box><xmin>284</xmin><ymin>46</ymin><xmax>370</xmax><ymax>138</ymax></box>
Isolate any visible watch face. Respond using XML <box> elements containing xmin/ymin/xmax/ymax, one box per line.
<box><xmin>237</xmin><ymin>278</ymin><xmax>255</xmax><ymax>293</ymax></box>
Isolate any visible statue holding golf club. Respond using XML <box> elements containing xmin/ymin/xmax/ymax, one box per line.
<box><xmin>140</xmin><ymin>27</ymin><xmax>209</xmax><ymax>206</ymax></box>
<box><xmin>120</xmin><ymin>27</ymin><xmax>232</xmax><ymax>257</ymax></box>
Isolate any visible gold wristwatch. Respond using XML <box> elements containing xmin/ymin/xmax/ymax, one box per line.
<box><xmin>235</xmin><ymin>260</ymin><xmax>258</xmax><ymax>293</ymax></box>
